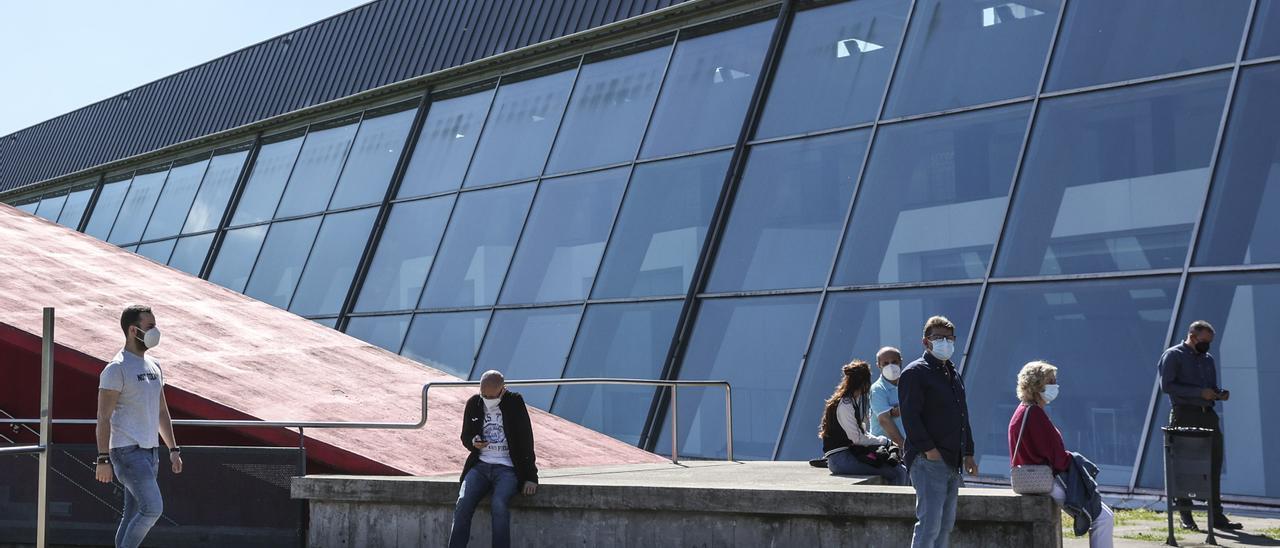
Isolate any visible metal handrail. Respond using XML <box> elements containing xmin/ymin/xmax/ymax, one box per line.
<box><xmin>0</xmin><ymin>445</ymin><xmax>45</xmax><ymax>456</ymax></box>
<box><xmin>0</xmin><ymin>378</ymin><xmax>735</xmax><ymax>462</ymax></box>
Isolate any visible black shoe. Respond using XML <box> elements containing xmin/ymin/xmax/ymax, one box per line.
<box><xmin>1212</xmin><ymin>517</ymin><xmax>1243</xmax><ymax>531</ymax></box>
<box><xmin>1179</xmin><ymin>517</ymin><xmax>1199</xmax><ymax>531</ymax></box>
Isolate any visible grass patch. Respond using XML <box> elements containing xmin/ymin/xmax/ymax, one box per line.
<box><xmin>1260</xmin><ymin>527</ymin><xmax>1280</xmax><ymax>539</ymax></box>
<box><xmin>1112</xmin><ymin>508</ymin><xmax>1163</xmax><ymax>526</ymax></box>
<box><xmin>1120</xmin><ymin>530</ymin><xmax>1179</xmax><ymax>543</ymax></box>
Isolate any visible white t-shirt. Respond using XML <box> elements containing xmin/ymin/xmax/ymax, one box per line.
<box><xmin>98</xmin><ymin>349</ymin><xmax>164</xmax><ymax>449</ymax></box>
<box><xmin>478</xmin><ymin>402</ymin><xmax>513</xmax><ymax>467</ymax></box>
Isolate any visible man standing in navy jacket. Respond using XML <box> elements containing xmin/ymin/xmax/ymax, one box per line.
<box><xmin>899</xmin><ymin>315</ymin><xmax>977</xmax><ymax>548</ymax></box>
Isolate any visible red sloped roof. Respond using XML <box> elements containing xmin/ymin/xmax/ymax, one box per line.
<box><xmin>0</xmin><ymin>204</ymin><xmax>666</xmax><ymax>474</ymax></box>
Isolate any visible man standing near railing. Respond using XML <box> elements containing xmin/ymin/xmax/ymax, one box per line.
<box><xmin>94</xmin><ymin>305</ymin><xmax>184</xmax><ymax>548</ymax></box>
<box><xmin>449</xmin><ymin>370</ymin><xmax>538</xmax><ymax>548</ymax></box>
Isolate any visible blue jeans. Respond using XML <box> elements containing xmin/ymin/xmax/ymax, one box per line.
<box><xmin>909</xmin><ymin>457</ymin><xmax>962</xmax><ymax>548</ymax></box>
<box><xmin>111</xmin><ymin>446</ymin><xmax>162</xmax><ymax>548</ymax></box>
<box><xmin>449</xmin><ymin>461</ymin><xmax>520</xmax><ymax>548</ymax></box>
<box><xmin>827</xmin><ymin>448</ymin><xmax>910</xmax><ymax>486</ymax></box>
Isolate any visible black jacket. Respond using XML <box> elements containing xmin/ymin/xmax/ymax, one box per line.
<box><xmin>898</xmin><ymin>351</ymin><xmax>975</xmax><ymax>470</ymax></box>
<box><xmin>459</xmin><ymin>391</ymin><xmax>538</xmax><ymax>485</ymax></box>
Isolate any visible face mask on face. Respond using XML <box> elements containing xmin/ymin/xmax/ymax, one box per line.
<box><xmin>1194</xmin><ymin>340</ymin><xmax>1211</xmax><ymax>354</ymax></box>
<box><xmin>928</xmin><ymin>338</ymin><xmax>955</xmax><ymax>362</ymax></box>
<box><xmin>134</xmin><ymin>325</ymin><xmax>161</xmax><ymax>349</ymax></box>
<box><xmin>482</xmin><ymin>395</ymin><xmax>502</xmax><ymax>409</ymax></box>
<box><xmin>1041</xmin><ymin>384</ymin><xmax>1059</xmax><ymax>404</ymax></box>
<box><xmin>882</xmin><ymin>363</ymin><xmax>902</xmax><ymax>382</ymax></box>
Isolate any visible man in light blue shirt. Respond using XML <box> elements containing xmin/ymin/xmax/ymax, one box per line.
<box><xmin>869</xmin><ymin>346</ymin><xmax>905</xmax><ymax>446</ymax></box>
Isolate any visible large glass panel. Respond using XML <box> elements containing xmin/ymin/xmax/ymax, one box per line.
<box><xmin>344</xmin><ymin>314</ymin><xmax>413</xmax><ymax>354</ymax></box>
<box><xmin>289</xmin><ymin>208</ymin><xmax>379</xmax><ymax>316</ymax></box>
<box><xmin>464</xmin><ymin>69</ymin><xmax>576</xmax><ymax>187</ymax></box>
<box><xmin>328</xmin><ymin>105</ymin><xmax>417</xmax><ymax>210</ymax></box>
<box><xmin>593</xmin><ymin>152</ymin><xmax>732</xmax><ymax>299</ymax></box>
<box><xmin>84</xmin><ymin>178</ymin><xmax>131</xmax><ymax>240</ymax></box>
<box><xmin>886</xmin><ymin>0</ymin><xmax>1060</xmax><ymax>118</ymax></box>
<box><xmin>275</xmin><ymin>117</ymin><xmax>360</xmax><ymax>218</ymax></box>
<box><xmin>776</xmin><ymin>286</ymin><xmax>981</xmax><ymax>460</ymax></box>
<box><xmin>1249</xmin><ymin>0</ymin><xmax>1280</xmax><ymax>59</ymax></box>
<box><xmin>995</xmin><ymin>75</ymin><xmax>1230</xmax><ymax>277</ymax></box>
<box><xmin>231</xmin><ymin>131</ymin><xmax>305</xmax><ymax>225</ymax></box>
<box><xmin>207</xmin><ymin>225</ymin><xmax>268</xmax><ymax>292</ymax></box>
<box><xmin>1136</xmin><ymin>273</ymin><xmax>1280</xmax><ymax>498</ymax></box>
<box><xmin>655</xmin><ymin>294</ymin><xmax>819</xmax><ymax>459</ymax></box>
<box><xmin>419</xmin><ymin>184</ymin><xmax>535</xmax><ymax>308</ymax></box>
<box><xmin>143</xmin><ymin>158</ymin><xmax>209</xmax><ymax>240</ymax></box>
<box><xmin>756</xmin><ymin>0</ymin><xmax>908</xmax><ymax>139</ymax></box>
<box><xmin>108</xmin><ymin>169</ymin><xmax>169</xmax><ymax>245</ymax></box>
<box><xmin>243</xmin><ymin>217</ymin><xmax>323</xmax><ymax>308</ymax></box>
<box><xmin>963</xmin><ymin>277</ymin><xmax>1178</xmax><ymax>486</ymax></box>
<box><xmin>183</xmin><ymin>148</ymin><xmax>250</xmax><ymax>233</ymax></box>
<box><xmin>499</xmin><ymin>168</ymin><xmax>629</xmax><ymax>304</ymax></box>
<box><xmin>834</xmin><ymin>105</ymin><xmax>1029</xmax><ymax>285</ymax></box>
<box><xmin>707</xmin><ymin>130</ymin><xmax>869</xmax><ymax>292</ymax></box>
<box><xmin>34</xmin><ymin>193</ymin><xmax>67</xmax><ymax>221</ymax></box>
<box><xmin>1194</xmin><ymin>65</ymin><xmax>1280</xmax><ymax>267</ymax></box>
<box><xmin>401</xmin><ymin>311</ymin><xmax>491</xmax><ymax>378</ymax></box>
<box><xmin>545</xmin><ymin>43</ymin><xmax>670</xmax><ymax>174</ymax></box>
<box><xmin>313</xmin><ymin>318</ymin><xmax>339</xmax><ymax>328</ymax></box>
<box><xmin>398</xmin><ymin>88</ymin><xmax>494</xmax><ymax>198</ymax></box>
<box><xmin>56</xmin><ymin>187</ymin><xmax>94</xmax><ymax>229</ymax></box>
<box><xmin>15</xmin><ymin>201</ymin><xmax>39</xmax><ymax>214</ymax></box>
<box><xmin>470</xmin><ymin>306</ymin><xmax>581</xmax><ymax>410</ymax></box>
<box><xmin>641</xmin><ymin>18</ymin><xmax>775</xmax><ymax>159</ymax></box>
<box><xmin>355</xmin><ymin>196</ymin><xmax>454</xmax><ymax>312</ymax></box>
<box><xmin>552</xmin><ymin>301</ymin><xmax>682</xmax><ymax>445</ymax></box>
<box><xmin>135</xmin><ymin>239</ymin><xmax>177</xmax><ymax>264</ymax></box>
<box><xmin>1047</xmin><ymin>1</ymin><xmax>1249</xmax><ymax>92</ymax></box>
<box><xmin>168</xmin><ymin>233</ymin><xmax>214</xmax><ymax>276</ymax></box>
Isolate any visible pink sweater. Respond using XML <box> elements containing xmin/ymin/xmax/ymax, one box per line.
<box><xmin>1008</xmin><ymin>404</ymin><xmax>1072</xmax><ymax>473</ymax></box>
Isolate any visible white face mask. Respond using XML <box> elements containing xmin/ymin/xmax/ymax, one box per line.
<box><xmin>1041</xmin><ymin>384</ymin><xmax>1059</xmax><ymax>404</ymax></box>
<box><xmin>882</xmin><ymin>363</ymin><xmax>902</xmax><ymax>382</ymax></box>
<box><xmin>928</xmin><ymin>339</ymin><xmax>955</xmax><ymax>362</ymax></box>
<box><xmin>482</xmin><ymin>395</ymin><xmax>501</xmax><ymax>409</ymax></box>
<box><xmin>135</xmin><ymin>326</ymin><xmax>161</xmax><ymax>349</ymax></box>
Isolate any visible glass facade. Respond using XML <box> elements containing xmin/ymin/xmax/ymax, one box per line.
<box><xmin>7</xmin><ymin>0</ymin><xmax>1280</xmax><ymax>501</ymax></box>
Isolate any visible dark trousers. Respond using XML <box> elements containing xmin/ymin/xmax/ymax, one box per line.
<box><xmin>1169</xmin><ymin>405</ymin><xmax>1225</xmax><ymax>517</ymax></box>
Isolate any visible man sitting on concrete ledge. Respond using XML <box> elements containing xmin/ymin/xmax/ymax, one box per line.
<box><xmin>449</xmin><ymin>370</ymin><xmax>539</xmax><ymax>548</ymax></box>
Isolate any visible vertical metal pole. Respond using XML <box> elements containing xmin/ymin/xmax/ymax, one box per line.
<box><xmin>670</xmin><ymin>386</ymin><xmax>678</xmax><ymax>464</ymax></box>
<box><xmin>724</xmin><ymin>384</ymin><xmax>734</xmax><ymax>462</ymax></box>
<box><xmin>297</xmin><ymin>426</ymin><xmax>307</xmax><ymax>548</ymax></box>
<box><xmin>37</xmin><ymin>307</ymin><xmax>54</xmax><ymax>548</ymax></box>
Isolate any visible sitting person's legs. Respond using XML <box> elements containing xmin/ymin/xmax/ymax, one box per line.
<box><xmin>450</xmin><ymin>463</ymin><xmax>495</xmax><ymax>548</ymax></box>
<box><xmin>828</xmin><ymin>448</ymin><xmax>909</xmax><ymax>485</ymax></box>
<box><xmin>488</xmin><ymin>465</ymin><xmax>520</xmax><ymax>548</ymax></box>
<box><xmin>1050</xmin><ymin>482</ymin><xmax>1114</xmax><ymax>548</ymax></box>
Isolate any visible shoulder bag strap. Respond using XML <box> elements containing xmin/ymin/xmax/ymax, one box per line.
<box><xmin>1013</xmin><ymin>403</ymin><xmax>1031</xmax><ymax>456</ymax></box>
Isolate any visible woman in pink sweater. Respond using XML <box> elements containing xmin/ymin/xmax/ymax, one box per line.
<box><xmin>1008</xmin><ymin>361</ymin><xmax>1113</xmax><ymax>548</ymax></box>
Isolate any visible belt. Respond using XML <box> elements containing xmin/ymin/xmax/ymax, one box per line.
<box><xmin>1173</xmin><ymin>404</ymin><xmax>1215</xmax><ymax>414</ymax></box>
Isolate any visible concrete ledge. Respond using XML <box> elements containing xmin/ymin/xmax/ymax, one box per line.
<box><xmin>293</xmin><ymin>461</ymin><xmax>1061</xmax><ymax>547</ymax></box>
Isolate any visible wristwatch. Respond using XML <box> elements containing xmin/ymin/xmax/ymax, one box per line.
<box><xmin>168</xmin><ymin>446</ymin><xmax>182</xmax><ymax>454</ymax></box>
<box><xmin>95</xmin><ymin>454</ymin><xmax>110</xmax><ymax>465</ymax></box>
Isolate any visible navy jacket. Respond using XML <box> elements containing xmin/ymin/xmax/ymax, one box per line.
<box><xmin>1060</xmin><ymin>452</ymin><xmax>1103</xmax><ymax>537</ymax></box>
<box><xmin>898</xmin><ymin>351</ymin><xmax>975</xmax><ymax>470</ymax></box>
<box><xmin>1158</xmin><ymin>343</ymin><xmax>1219</xmax><ymax>409</ymax></box>
<box><xmin>459</xmin><ymin>391</ymin><xmax>539</xmax><ymax>485</ymax></box>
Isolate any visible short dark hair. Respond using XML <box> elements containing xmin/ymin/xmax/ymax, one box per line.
<box><xmin>923</xmin><ymin>315</ymin><xmax>955</xmax><ymax>339</ymax></box>
<box><xmin>120</xmin><ymin>305</ymin><xmax>153</xmax><ymax>336</ymax></box>
<box><xmin>1189</xmin><ymin>320</ymin><xmax>1215</xmax><ymax>336</ymax></box>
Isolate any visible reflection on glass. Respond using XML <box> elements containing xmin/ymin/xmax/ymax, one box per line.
<box><xmin>136</xmin><ymin>239</ymin><xmax>177</xmax><ymax>264</ymax></box>
<box><xmin>329</xmin><ymin>107</ymin><xmax>417</xmax><ymax>209</ymax></box>
<box><xmin>344</xmin><ymin>314</ymin><xmax>413</xmax><ymax>354</ymax></box>
<box><xmin>835</xmin><ymin>105</ymin><xmax>1029</xmax><ymax>285</ymax></box>
<box><xmin>546</xmin><ymin>45</ymin><xmax>669</xmax><ymax>174</ymax></box>
<box><xmin>465</xmin><ymin>70</ymin><xmax>575</xmax><ymax>187</ymax></box>
<box><xmin>355</xmin><ymin>196</ymin><xmax>454</xmax><ymax>312</ymax></box>
<box><xmin>276</xmin><ymin>119</ymin><xmax>360</xmax><ymax>217</ymax></box>
<box><xmin>168</xmin><ymin>233</ymin><xmax>214</xmax><ymax>276</ymax></box>
<box><xmin>108</xmin><ymin>170</ymin><xmax>168</xmax><ymax>244</ymax></box>
<box><xmin>313</xmin><ymin>318</ymin><xmax>339</xmax><ymax>328</ymax></box>
<box><xmin>243</xmin><ymin>217</ymin><xmax>322</xmax><ymax>308</ymax></box>
<box><xmin>1136</xmin><ymin>273</ymin><xmax>1280</xmax><ymax>498</ymax></box>
<box><xmin>887</xmin><ymin>0</ymin><xmax>1060</xmax><ymax>118</ymax></box>
<box><xmin>34</xmin><ymin>194</ymin><xmax>68</xmax><ymax>221</ymax></box>
<box><xmin>1047</xmin><ymin>1</ymin><xmax>1249</xmax><ymax>92</ymax></box>
<box><xmin>1249</xmin><ymin>0</ymin><xmax>1280</xmax><ymax>59</ymax></box>
<box><xmin>1195</xmin><ymin>65</ymin><xmax>1280</xmax><ymax>267</ymax></box>
<box><xmin>144</xmin><ymin>159</ymin><xmax>209</xmax><ymax>240</ymax></box>
<box><xmin>964</xmin><ymin>277</ymin><xmax>1178</xmax><ymax>486</ymax></box>
<box><xmin>183</xmin><ymin>150</ymin><xmax>249</xmax><ymax>233</ymax></box>
<box><xmin>207</xmin><ymin>225</ymin><xmax>268</xmax><ymax>292</ymax></box>
<box><xmin>757</xmin><ymin>0</ymin><xmax>908</xmax><ymax>138</ymax></box>
<box><xmin>654</xmin><ymin>295</ymin><xmax>818</xmax><ymax>459</ymax></box>
<box><xmin>553</xmin><ymin>301</ymin><xmax>681</xmax><ymax>445</ymax></box>
<box><xmin>500</xmin><ymin>168</ymin><xmax>628</xmax><ymax>304</ymax></box>
<box><xmin>232</xmin><ymin>133</ymin><xmax>305</xmax><ymax>225</ymax></box>
<box><xmin>708</xmin><ymin>130</ymin><xmax>868</xmax><ymax>292</ymax></box>
<box><xmin>15</xmin><ymin>201</ymin><xmax>39</xmax><ymax>214</ymax></box>
<box><xmin>593</xmin><ymin>152</ymin><xmax>732</xmax><ymax>299</ymax></box>
<box><xmin>401</xmin><ymin>311</ymin><xmax>490</xmax><ymax>378</ymax></box>
<box><xmin>399</xmin><ymin>89</ymin><xmax>494</xmax><ymax>198</ymax></box>
<box><xmin>641</xmin><ymin>19</ymin><xmax>774</xmax><ymax>158</ymax></box>
<box><xmin>85</xmin><ymin>179</ymin><xmax>132</xmax><ymax>240</ymax></box>
<box><xmin>290</xmin><ymin>208</ymin><xmax>379</xmax><ymax>316</ymax></box>
<box><xmin>996</xmin><ymin>75</ymin><xmax>1229</xmax><ymax>277</ymax></box>
<box><xmin>420</xmin><ymin>183</ymin><xmax>534</xmax><ymax>308</ymax></box>
<box><xmin>57</xmin><ymin>187</ymin><xmax>95</xmax><ymax>229</ymax></box>
<box><xmin>775</xmin><ymin>286</ymin><xmax>980</xmax><ymax>459</ymax></box>
<box><xmin>471</xmin><ymin>306</ymin><xmax>581</xmax><ymax>410</ymax></box>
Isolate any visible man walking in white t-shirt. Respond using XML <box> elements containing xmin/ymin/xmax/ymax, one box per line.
<box><xmin>94</xmin><ymin>305</ymin><xmax>184</xmax><ymax>548</ymax></box>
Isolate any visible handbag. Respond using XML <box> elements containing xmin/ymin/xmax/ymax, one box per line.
<box><xmin>852</xmin><ymin>442</ymin><xmax>902</xmax><ymax>468</ymax></box>
<box><xmin>1010</xmin><ymin>404</ymin><xmax>1055</xmax><ymax>495</ymax></box>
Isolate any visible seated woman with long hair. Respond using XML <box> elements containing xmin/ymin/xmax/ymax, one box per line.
<box><xmin>820</xmin><ymin>360</ymin><xmax>909</xmax><ymax>485</ymax></box>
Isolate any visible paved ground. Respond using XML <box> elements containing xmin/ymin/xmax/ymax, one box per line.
<box><xmin>434</xmin><ymin>460</ymin><xmax>887</xmax><ymax>491</ymax></box>
<box><xmin>1062</xmin><ymin>498</ymin><xmax>1280</xmax><ymax>547</ymax></box>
